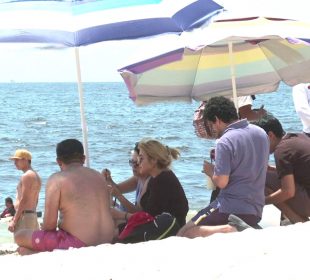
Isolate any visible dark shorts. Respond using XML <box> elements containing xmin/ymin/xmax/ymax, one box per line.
<box><xmin>266</xmin><ymin>170</ymin><xmax>310</xmax><ymax>218</ymax></box>
<box><xmin>191</xmin><ymin>201</ymin><xmax>260</xmax><ymax>227</ymax></box>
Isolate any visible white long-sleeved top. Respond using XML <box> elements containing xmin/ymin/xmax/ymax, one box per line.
<box><xmin>292</xmin><ymin>83</ymin><xmax>310</xmax><ymax>134</ymax></box>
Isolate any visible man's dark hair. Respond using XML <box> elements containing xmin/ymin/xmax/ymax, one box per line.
<box><xmin>56</xmin><ymin>139</ymin><xmax>84</xmax><ymax>164</ymax></box>
<box><xmin>252</xmin><ymin>113</ymin><xmax>285</xmax><ymax>138</ymax></box>
<box><xmin>204</xmin><ymin>96</ymin><xmax>239</xmax><ymax>123</ymax></box>
<box><xmin>5</xmin><ymin>197</ymin><xmax>13</xmax><ymax>204</ymax></box>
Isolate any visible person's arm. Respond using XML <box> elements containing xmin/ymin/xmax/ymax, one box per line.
<box><xmin>265</xmin><ymin>174</ymin><xmax>295</xmax><ymax>205</ymax></box>
<box><xmin>8</xmin><ymin>174</ymin><xmax>34</xmax><ymax>232</ymax></box>
<box><xmin>42</xmin><ymin>175</ymin><xmax>60</xmax><ymax>231</ymax></box>
<box><xmin>0</xmin><ymin>209</ymin><xmax>7</xmax><ymax>218</ymax></box>
<box><xmin>0</xmin><ymin>208</ymin><xmax>7</xmax><ymax>218</ymax></box>
<box><xmin>102</xmin><ymin>168</ymin><xmax>137</xmax><ymax>193</ymax></box>
<box><xmin>109</xmin><ymin>185</ymin><xmax>141</xmax><ymax>213</ymax></box>
<box><xmin>110</xmin><ymin>207</ymin><xmax>132</xmax><ymax>221</ymax></box>
<box><xmin>212</xmin><ymin>174</ymin><xmax>229</xmax><ymax>189</ymax></box>
<box><xmin>238</xmin><ymin>104</ymin><xmax>266</xmax><ymax>121</ymax></box>
<box><xmin>117</xmin><ymin>177</ymin><xmax>139</xmax><ymax>193</ymax></box>
<box><xmin>292</xmin><ymin>85</ymin><xmax>310</xmax><ymax>127</ymax></box>
<box><xmin>203</xmin><ymin>158</ymin><xmax>229</xmax><ymax>189</ymax></box>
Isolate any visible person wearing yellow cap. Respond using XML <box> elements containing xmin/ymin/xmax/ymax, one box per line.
<box><xmin>8</xmin><ymin>149</ymin><xmax>41</xmax><ymax>235</ymax></box>
<box><xmin>14</xmin><ymin>139</ymin><xmax>114</xmax><ymax>255</ymax></box>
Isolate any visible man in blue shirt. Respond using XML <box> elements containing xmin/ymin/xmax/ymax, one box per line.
<box><xmin>178</xmin><ymin>96</ymin><xmax>269</xmax><ymax>238</ymax></box>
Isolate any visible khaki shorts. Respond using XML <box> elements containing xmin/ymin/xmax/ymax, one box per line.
<box><xmin>15</xmin><ymin>212</ymin><xmax>39</xmax><ymax>232</ymax></box>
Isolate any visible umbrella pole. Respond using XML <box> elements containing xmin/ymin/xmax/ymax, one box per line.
<box><xmin>75</xmin><ymin>47</ymin><xmax>90</xmax><ymax>167</ymax></box>
<box><xmin>228</xmin><ymin>41</ymin><xmax>239</xmax><ymax>110</ymax></box>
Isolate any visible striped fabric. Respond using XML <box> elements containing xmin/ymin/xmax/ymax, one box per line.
<box><xmin>0</xmin><ymin>0</ymin><xmax>223</xmax><ymax>46</ymax></box>
<box><xmin>119</xmin><ymin>17</ymin><xmax>310</xmax><ymax>104</ymax></box>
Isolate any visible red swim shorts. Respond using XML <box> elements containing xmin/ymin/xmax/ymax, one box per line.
<box><xmin>32</xmin><ymin>229</ymin><xmax>86</xmax><ymax>252</ymax></box>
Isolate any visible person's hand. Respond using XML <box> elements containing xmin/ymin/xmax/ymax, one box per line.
<box><xmin>8</xmin><ymin>219</ymin><xmax>16</xmax><ymax>232</ymax></box>
<box><xmin>102</xmin><ymin>168</ymin><xmax>112</xmax><ymax>181</ymax></box>
<box><xmin>203</xmin><ymin>160</ymin><xmax>213</xmax><ymax>177</ymax></box>
<box><xmin>107</xmin><ymin>184</ymin><xmax>121</xmax><ymax>197</ymax></box>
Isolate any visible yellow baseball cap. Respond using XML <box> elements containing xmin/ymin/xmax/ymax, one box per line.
<box><xmin>9</xmin><ymin>149</ymin><xmax>32</xmax><ymax>160</ymax></box>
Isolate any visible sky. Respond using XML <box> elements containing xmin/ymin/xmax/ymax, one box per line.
<box><xmin>0</xmin><ymin>34</ymin><xmax>185</xmax><ymax>83</ymax></box>
<box><xmin>0</xmin><ymin>0</ymin><xmax>308</xmax><ymax>83</ymax></box>
<box><xmin>0</xmin><ymin>41</ymin><xmax>146</xmax><ymax>83</ymax></box>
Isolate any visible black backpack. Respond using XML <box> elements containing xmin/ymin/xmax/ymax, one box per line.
<box><xmin>118</xmin><ymin>212</ymin><xmax>180</xmax><ymax>244</ymax></box>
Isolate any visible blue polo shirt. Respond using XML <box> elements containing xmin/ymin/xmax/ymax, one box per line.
<box><xmin>214</xmin><ymin>119</ymin><xmax>269</xmax><ymax>217</ymax></box>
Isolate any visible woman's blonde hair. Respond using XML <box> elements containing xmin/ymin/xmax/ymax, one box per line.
<box><xmin>138</xmin><ymin>139</ymin><xmax>180</xmax><ymax>169</ymax></box>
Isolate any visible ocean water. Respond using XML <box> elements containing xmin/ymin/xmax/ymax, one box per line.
<box><xmin>0</xmin><ymin>82</ymin><xmax>302</xmax><ymax>242</ymax></box>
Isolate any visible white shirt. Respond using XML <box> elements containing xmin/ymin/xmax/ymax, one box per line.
<box><xmin>292</xmin><ymin>83</ymin><xmax>310</xmax><ymax>134</ymax></box>
<box><xmin>230</xmin><ymin>96</ymin><xmax>253</xmax><ymax>108</ymax></box>
<box><xmin>237</xmin><ymin>96</ymin><xmax>253</xmax><ymax>108</ymax></box>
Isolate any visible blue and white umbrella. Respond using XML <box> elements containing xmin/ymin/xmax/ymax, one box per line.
<box><xmin>0</xmin><ymin>0</ymin><xmax>223</xmax><ymax>46</ymax></box>
<box><xmin>0</xmin><ymin>0</ymin><xmax>223</xmax><ymax>165</ymax></box>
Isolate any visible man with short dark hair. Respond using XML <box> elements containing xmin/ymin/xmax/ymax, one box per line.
<box><xmin>8</xmin><ymin>149</ymin><xmax>41</xmax><ymax>233</ymax></box>
<box><xmin>15</xmin><ymin>139</ymin><xmax>115</xmax><ymax>254</ymax></box>
<box><xmin>253</xmin><ymin>115</ymin><xmax>310</xmax><ymax>223</ymax></box>
<box><xmin>178</xmin><ymin>96</ymin><xmax>269</xmax><ymax>238</ymax></box>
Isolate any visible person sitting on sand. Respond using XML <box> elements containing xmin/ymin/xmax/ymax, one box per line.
<box><xmin>253</xmin><ymin>114</ymin><xmax>310</xmax><ymax>223</ymax></box>
<box><xmin>102</xmin><ymin>142</ymin><xmax>150</xmax><ymax>213</ymax></box>
<box><xmin>8</xmin><ymin>149</ymin><xmax>41</xmax><ymax>234</ymax></box>
<box><xmin>14</xmin><ymin>139</ymin><xmax>115</xmax><ymax>255</ymax></box>
<box><xmin>110</xmin><ymin>139</ymin><xmax>189</xmax><ymax>240</ymax></box>
<box><xmin>209</xmin><ymin>95</ymin><xmax>267</xmax><ymax>203</ymax></box>
<box><xmin>0</xmin><ymin>197</ymin><xmax>16</xmax><ymax>219</ymax></box>
<box><xmin>136</xmin><ymin>139</ymin><xmax>189</xmax><ymax>227</ymax></box>
<box><xmin>178</xmin><ymin>96</ymin><xmax>269</xmax><ymax>238</ymax></box>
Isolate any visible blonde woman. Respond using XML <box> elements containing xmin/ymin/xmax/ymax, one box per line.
<box><xmin>137</xmin><ymin>139</ymin><xmax>189</xmax><ymax>226</ymax></box>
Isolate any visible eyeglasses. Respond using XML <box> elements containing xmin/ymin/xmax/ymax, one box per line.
<box><xmin>129</xmin><ymin>159</ymin><xmax>139</xmax><ymax>167</ymax></box>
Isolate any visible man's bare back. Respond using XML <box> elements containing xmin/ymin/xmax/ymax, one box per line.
<box><xmin>14</xmin><ymin>139</ymin><xmax>115</xmax><ymax>254</ymax></box>
<box><xmin>44</xmin><ymin>164</ymin><xmax>115</xmax><ymax>245</ymax></box>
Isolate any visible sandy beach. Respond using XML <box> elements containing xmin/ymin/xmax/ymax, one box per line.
<box><xmin>1</xmin><ymin>217</ymin><xmax>309</xmax><ymax>280</ymax></box>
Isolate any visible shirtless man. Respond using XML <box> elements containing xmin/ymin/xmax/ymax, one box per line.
<box><xmin>8</xmin><ymin>149</ymin><xmax>41</xmax><ymax>234</ymax></box>
<box><xmin>15</xmin><ymin>139</ymin><xmax>114</xmax><ymax>254</ymax></box>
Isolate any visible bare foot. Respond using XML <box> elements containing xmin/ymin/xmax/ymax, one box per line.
<box><xmin>17</xmin><ymin>246</ymin><xmax>36</xmax><ymax>256</ymax></box>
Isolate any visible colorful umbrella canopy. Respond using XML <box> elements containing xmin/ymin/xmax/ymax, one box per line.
<box><xmin>119</xmin><ymin>17</ymin><xmax>310</xmax><ymax>105</ymax></box>
<box><xmin>0</xmin><ymin>0</ymin><xmax>223</xmax><ymax>46</ymax></box>
<box><xmin>0</xmin><ymin>0</ymin><xmax>223</xmax><ymax>166</ymax></box>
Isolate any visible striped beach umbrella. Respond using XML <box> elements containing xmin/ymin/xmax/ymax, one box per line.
<box><xmin>0</xmin><ymin>0</ymin><xmax>223</xmax><ymax>46</ymax></box>
<box><xmin>119</xmin><ymin>17</ymin><xmax>310</xmax><ymax>106</ymax></box>
<box><xmin>0</xmin><ymin>0</ymin><xmax>223</xmax><ymax>166</ymax></box>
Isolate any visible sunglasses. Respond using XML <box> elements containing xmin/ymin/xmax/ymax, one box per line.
<box><xmin>128</xmin><ymin>159</ymin><xmax>139</xmax><ymax>167</ymax></box>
